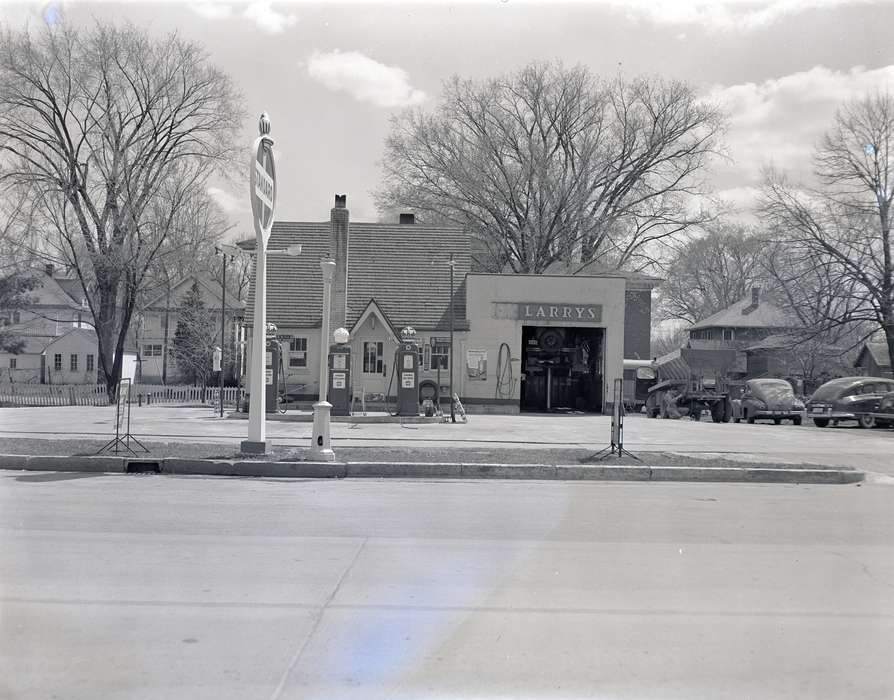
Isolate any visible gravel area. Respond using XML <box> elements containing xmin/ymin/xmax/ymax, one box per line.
<box><xmin>0</xmin><ymin>437</ymin><xmax>849</xmax><ymax>470</ymax></box>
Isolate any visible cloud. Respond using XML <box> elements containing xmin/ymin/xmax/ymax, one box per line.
<box><xmin>306</xmin><ymin>50</ymin><xmax>427</xmax><ymax>108</ymax></box>
<box><xmin>208</xmin><ymin>186</ymin><xmax>250</xmax><ymax>215</ymax></box>
<box><xmin>704</xmin><ymin>64</ymin><xmax>894</xmax><ymax>212</ymax></box>
<box><xmin>187</xmin><ymin>2</ymin><xmax>297</xmax><ymax>33</ymax></box>
<box><xmin>243</xmin><ymin>2</ymin><xmax>297</xmax><ymax>34</ymax></box>
<box><xmin>605</xmin><ymin>0</ymin><xmax>878</xmax><ymax>32</ymax></box>
<box><xmin>190</xmin><ymin>2</ymin><xmax>233</xmax><ymax>20</ymax></box>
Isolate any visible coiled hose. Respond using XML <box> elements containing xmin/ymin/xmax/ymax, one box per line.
<box><xmin>496</xmin><ymin>342</ymin><xmax>515</xmax><ymax>399</ymax></box>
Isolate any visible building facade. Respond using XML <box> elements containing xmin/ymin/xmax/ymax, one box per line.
<box><xmin>0</xmin><ymin>264</ymin><xmax>98</xmax><ymax>384</ymax></box>
<box><xmin>243</xmin><ymin>195</ymin><xmax>658</xmax><ymax>413</ymax></box>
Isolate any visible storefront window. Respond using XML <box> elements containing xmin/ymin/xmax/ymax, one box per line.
<box><xmin>363</xmin><ymin>341</ymin><xmax>383</xmax><ymax>373</ymax></box>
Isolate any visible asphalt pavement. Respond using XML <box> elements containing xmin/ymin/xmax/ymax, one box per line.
<box><xmin>1</xmin><ymin>472</ymin><xmax>893</xmax><ymax>699</ymax></box>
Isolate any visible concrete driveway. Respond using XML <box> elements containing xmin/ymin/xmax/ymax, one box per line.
<box><xmin>2</xmin><ymin>472</ymin><xmax>892</xmax><ymax>699</ymax></box>
<box><xmin>0</xmin><ymin>405</ymin><xmax>892</xmax><ymax>475</ymax></box>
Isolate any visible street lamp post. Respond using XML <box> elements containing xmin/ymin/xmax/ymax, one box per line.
<box><xmin>219</xmin><ymin>249</ymin><xmax>227</xmax><ymax>418</ymax></box>
<box><xmin>448</xmin><ymin>253</ymin><xmax>456</xmax><ymax>423</ymax></box>
<box><xmin>311</xmin><ymin>258</ymin><xmax>336</xmax><ymax>461</ymax></box>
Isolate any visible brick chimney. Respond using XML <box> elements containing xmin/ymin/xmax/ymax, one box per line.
<box><xmin>330</xmin><ymin>194</ymin><xmax>349</xmax><ymax>330</ymax></box>
<box><xmin>45</xmin><ymin>263</ymin><xmax>54</xmax><ymax>276</ymax></box>
<box><xmin>742</xmin><ymin>286</ymin><xmax>760</xmax><ymax>315</ymax></box>
<box><xmin>399</xmin><ymin>213</ymin><xmax>415</xmax><ymax>224</ymax></box>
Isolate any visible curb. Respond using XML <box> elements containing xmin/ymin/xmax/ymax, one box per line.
<box><xmin>0</xmin><ymin>454</ymin><xmax>864</xmax><ymax>484</ymax></box>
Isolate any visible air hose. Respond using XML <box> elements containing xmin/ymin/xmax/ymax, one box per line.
<box><xmin>384</xmin><ymin>352</ymin><xmax>399</xmax><ymax>417</ymax></box>
<box><xmin>496</xmin><ymin>342</ymin><xmax>515</xmax><ymax>399</ymax></box>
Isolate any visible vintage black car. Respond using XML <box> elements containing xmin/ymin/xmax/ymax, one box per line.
<box><xmin>736</xmin><ymin>378</ymin><xmax>805</xmax><ymax>425</ymax></box>
<box><xmin>868</xmin><ymin>391</ymin><xmax>894</xmax><ymax>428</ymax></box>
<box><xmin>806</xmin><ymin>376</ymin><xmax>894</xmax><ymax>428</ymax></box>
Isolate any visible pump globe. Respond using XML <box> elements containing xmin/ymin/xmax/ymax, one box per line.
<box><xmin>333</xmin><ymin>327</ymin><xmax>350</xmax><ymax>344</ymax></box>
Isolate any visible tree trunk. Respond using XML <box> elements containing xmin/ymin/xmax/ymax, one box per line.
<box><xmin>95</xmin><ymin>279</ymin><xmax>121</xmax><ymax>403</ymax></box>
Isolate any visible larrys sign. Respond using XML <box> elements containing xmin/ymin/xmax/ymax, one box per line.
<box><xmin>518</xmin><ymin>303</ymin><xmax>602</xmax><ymax>322</ymax></box>
<box><xmin>251</xmin><ymin>112</ymin><xmax>277</xmax><ymax>245</ymax></box>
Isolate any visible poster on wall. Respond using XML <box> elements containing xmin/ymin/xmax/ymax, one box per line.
<box><xmin>466</xmin><ymin>349</ymin><xmax>488</xmax><ymax>380</ymax></box>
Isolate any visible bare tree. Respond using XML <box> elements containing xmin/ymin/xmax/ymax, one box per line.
<box><xmin>657</xmin><ymin>222</ymin><xmax>772</xmax><ymax>324</ymax></box>
<box><xmin>760</xmin><ymin>92</ymin><xmax>894</xmax><ymax>371</ymax></box>
<box><xmin>377</xmin><ymin>62</ymin><xmax>725</xmax><ymax>273</ymax></box>
<box><xmin>0</xmin><ymin>22</ymin><xmax>243</xmax><ymax>398</ymax></box>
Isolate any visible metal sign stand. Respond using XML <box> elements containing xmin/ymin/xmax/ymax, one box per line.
<box><xmin>97</xmin><ymin>378</ymin><xmax>149</xmax><ymax>456</ymax></box>
<box><xmin>592</xmin><ymin>378</ymin><xmax>639</xmax><ymax>461</ymax></box>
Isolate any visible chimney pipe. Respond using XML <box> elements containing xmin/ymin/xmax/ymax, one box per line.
<box><xmin>45</xmin><ymin>263</ymin><xmax>54</xmax><ymax>276</ymax></box>
<box><xmin>752</xmin><ymin>286</ymin><xmax>760</xmax><ymax>305</ymax></box>
<box><xmin>330</xmin><ymin>194</ymin><xmax>349</xmax><ymax>329</ymax></box>
<box><xmin>399</xmin><ymin>213</ymin><xmax>415</xmax><ymax>225</ymax></box>
<box><xmin>334</xmin><ymin>194</ymin><xmax>346</xmax><ymax>209</ymax></box>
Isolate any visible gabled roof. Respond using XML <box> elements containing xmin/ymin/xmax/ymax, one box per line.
<box><xmin>689</xmin><ymin>294</ymin><xmax>793</xmax><ymax>331</ymax></box>
<box><xmin>350</xmin><ymin>299</ymin><xmax>399</xmax><ymax>342</ymax></box>
<box><xmin>28</xmin><ymin>275</ymin><xmax>82</xmax><ymax>309</ymax></box>
<box><xmin>44</xmin><ymin>327</ymin><xmax>98</xmax><ymax>351</ymax></box>
<box><xmin>245</xmin><ymin>221</ymin><xmax>471</xmax><ymax>330</ymax></box>
<box><xmin>856</xmin><ymin>341</ymin><xmax>891</xmax><ymax>369</ymax></box>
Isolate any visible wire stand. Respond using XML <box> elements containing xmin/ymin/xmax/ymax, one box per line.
<box><xmin>97</xmin><ymin>379</ymin><xmax>149</xmax><ymax>456</ymax></box>
<box><xmin>591</xmin><ymin>378</ymin><xmax>640</xmax><ymax>461</ymax></box>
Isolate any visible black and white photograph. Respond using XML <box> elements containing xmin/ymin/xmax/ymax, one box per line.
<box><xmin>1</xmin><ymin>0</ymin><xmax>893</xmax><ymax>697</ymax></box>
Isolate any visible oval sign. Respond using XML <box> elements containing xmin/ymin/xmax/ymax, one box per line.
<box><xmin>250</xmin><ymin>138</ymin><xmax>277</xmax><ymax>233</ymax></box>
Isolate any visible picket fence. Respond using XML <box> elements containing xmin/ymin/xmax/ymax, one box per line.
<box><xmin>0</xmin><ymin>383</ymin><xmax>244</xmax><ymax>408</ymax></box>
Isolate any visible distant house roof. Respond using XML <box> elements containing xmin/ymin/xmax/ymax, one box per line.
<box><xmin>855</xmin><ymin>341</ymin><xmax>891</xmax><ymax>370</ymax></box>
<box><xmin>244</xmin><ymin>221</ymin><xmax>471</xmax><ymax>330</ymax></box>
<box><xmin>29</xmin><ymin>274</ymin><xmax>83</xmax><ymax>309</ymax></box>
<box><xmin>44</xmin><ymin>327</ymin><xmax>98</xmax><ymax>351</ymax></box>
<box><xmin>689</xmin><ymin>292</ymin><xmax>793</xmax><ymax>331</ymax></box>
<box><xmin>144</xmin><ymin>275</ymin><xmax>245</xmax><ymax>312</ymax></box>
<box><xmin>55</xmin><ymin>278</ymin><xmax>85</xmax><ymax>305</ymax></box>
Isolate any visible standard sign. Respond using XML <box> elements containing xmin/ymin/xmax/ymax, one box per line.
<box><xmin>250</xmin><ymin>137</ymin><xmax>277</xmax><ymax>235</ymax></box>
<box><xmin>517</xmin><ymin>303</ymin><xmax>602</xmax><ymax>322</ymax></box>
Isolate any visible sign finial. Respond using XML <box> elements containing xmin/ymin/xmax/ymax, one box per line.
<box><xmin>259</xmin><ymin>112</ymin><xmax>271</xmax><ymax>136</ymax></box>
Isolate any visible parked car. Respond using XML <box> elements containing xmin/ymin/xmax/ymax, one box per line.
<box><xmin>805</xmin><ymin>376</ymin><xmax>894</xmax><ymax>428</ymax></box>
<box><xmin>868</xmin><ymin>391</ymin><xmax>894</xmax><ymax>428</ymax></box>
<box><xmin>735</xmin><ymin>378</ymin><xmax>805</xmax><ymax>425</ymax></box>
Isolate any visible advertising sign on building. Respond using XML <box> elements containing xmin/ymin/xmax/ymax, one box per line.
<box><xmin>466</xmin><ymin>349</ymin><xmax>488</xmax><ymax>380</ymax></box>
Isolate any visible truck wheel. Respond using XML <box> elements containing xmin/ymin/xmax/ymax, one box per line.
<box><xmin>858</xmin><ymin>414</ymin><xmax>876</xmax><ymax>429</ymax></box>
<box><xmin>792</xmin><ymin>416</ymin><xmax>802</xmax><ymax>426</ymax></box>
<box><xmin>746</xmin><ymin>411</ymin><xmax>755</xmax><ymax>424</ymax></box>
<box><xmin>773</xmin><ymin>417</ymin><xmax>781</xmax><ymax>425</ymax></box>
<box><xmin>812</xmin><ymin>418</ymin><xmax>829</xmax><ymax>428</ymax></box>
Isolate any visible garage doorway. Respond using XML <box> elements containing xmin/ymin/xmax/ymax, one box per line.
<box><xmin>520</xmin><ymin>326</ymin><xmax>604</xmax><ymax>413</ymax></box>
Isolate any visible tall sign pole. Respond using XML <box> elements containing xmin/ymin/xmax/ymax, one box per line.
<box><xmin>242</xmin><ymin>113</ymin><xmax>277</xmax><ymax>455</ymax></box>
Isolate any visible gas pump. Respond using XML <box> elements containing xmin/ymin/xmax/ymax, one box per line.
<box><xmin>264</xmin><ymin>323</ymin><xmax>281</xmax><ymax>413</ymax></box>
<box><xmin>328</xmin><ymin>328</ymin><xmax>351</xmax><ymax>416</ymax></box>
<box><xmin>395</xmin><ymin>327</ymin><xmax>420</xmax><ymax>416</ymax></box>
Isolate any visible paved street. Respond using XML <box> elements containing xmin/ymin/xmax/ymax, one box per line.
<box><xmin>1</xmin><ymin>471</ymin><xmax>893</xmax><ymax>699</ymax></box>
<box><xmin>1</xmin><ymin>405</ymin><xmax>893</xmax><ymax>475</ymax></box>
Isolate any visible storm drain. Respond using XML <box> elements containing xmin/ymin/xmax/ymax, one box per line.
<box><xmin>125</xmin><ymin>460</ymin><xmax>161</xmax><ymax>474</ymax></box>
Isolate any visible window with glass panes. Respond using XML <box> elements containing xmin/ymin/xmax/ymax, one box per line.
<box><xmin>70</xmin><ymin>354</ymin><xmax>78</xmax><ymax>371</ymax></box>
<box><xmin>54</xmin><ymin>354</ymin><xmax>62</xmax><ymax>371</ymax></box>
<box><xmin>289</xmin><ymin>337</ymin><xmax>307</xmax><ymax>368</ymax></box>
<box><xmin>431</xmin><ymin>341</ymin><xmax>449</xmax><ymax>370</ymax></box>
<box><xmin>86</xmin><ymin>354</ymin><xmax>94</xmax><ymax>371</ymax></box>
<box><xmin>363</xmin><ymin>341</ymin><xmax>384</xmax><ymax>373</ymax></box>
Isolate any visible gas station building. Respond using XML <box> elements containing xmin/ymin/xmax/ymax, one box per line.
<box><xmin>242</xmin><ymin>195</ymin><xmax>658</xmax><ymax>414</ymax></box>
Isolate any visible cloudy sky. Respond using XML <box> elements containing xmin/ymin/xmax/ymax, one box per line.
<box><xmin>2</xmin><ymin>0</ymin><xmax>893</xmax><ymax>240</ymax></box>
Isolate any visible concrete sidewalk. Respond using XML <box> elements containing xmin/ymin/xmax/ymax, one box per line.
<box><xmin>0</xmin><ymin>404</ymin><xmax>891</xmax><ymax>477</ymax></box>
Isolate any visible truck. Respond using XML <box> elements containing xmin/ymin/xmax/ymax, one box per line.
<box><xmin>645</xmin><ymin>347</ymin><xmax>737</xmax><ymax>423</ymax></box>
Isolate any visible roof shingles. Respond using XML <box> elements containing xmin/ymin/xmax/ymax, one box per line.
<box><xmin>245</xmin><ymin>221</ymin><xmax>470</xmax><ymax>331</ymax></box>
